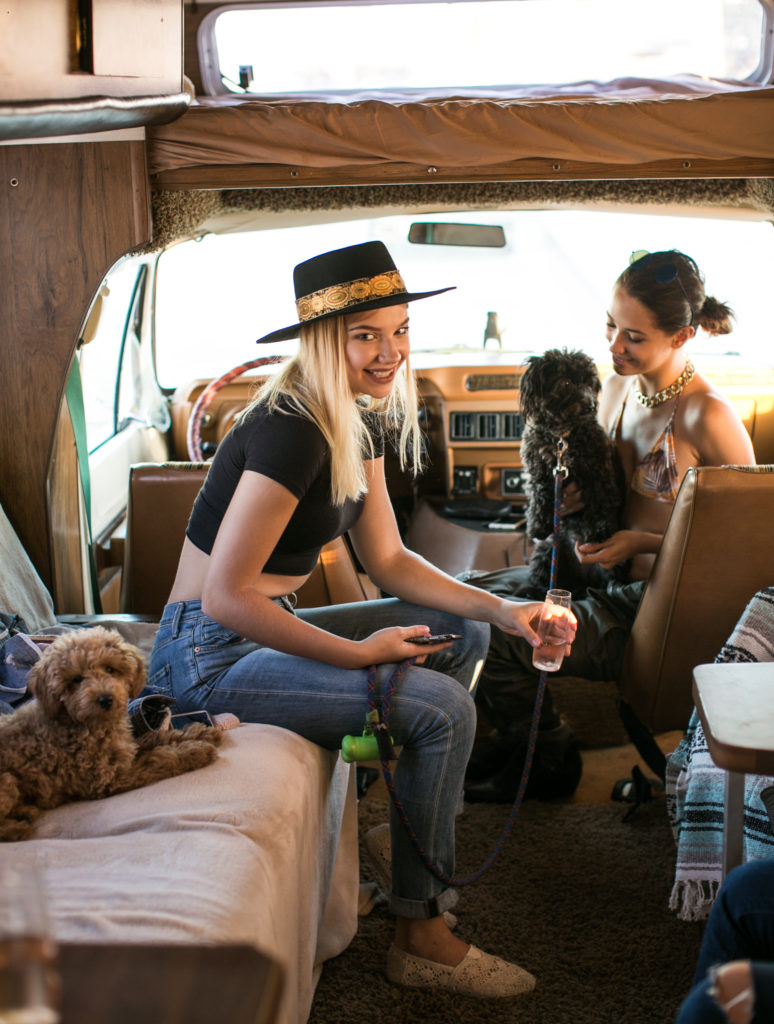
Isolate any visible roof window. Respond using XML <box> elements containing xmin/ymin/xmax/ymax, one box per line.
<box><xmin>199</xmin><ymin>0</ymin><xmax>771</xmax><ymax>96</ymax></box>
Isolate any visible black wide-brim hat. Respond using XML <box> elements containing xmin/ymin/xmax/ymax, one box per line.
<box><xmin>256</xmin><ymin>240</ymin><xmax>455</xmax><ymax>344</ymax></box>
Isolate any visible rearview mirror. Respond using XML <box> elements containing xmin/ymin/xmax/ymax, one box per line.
<box><xmin>408</xmin><ymin>223</ymin><xmax>506</xmax><ymax>247</ymax></box>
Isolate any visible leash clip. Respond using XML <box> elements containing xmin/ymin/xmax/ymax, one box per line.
<box><xmin>371</xmin><ymin>716</ymin><xmax>397</xmax><ymax>761</ymax></box>
<box><xmin>367</xmin><ymin>707</ymin><xmax>397</xmax><ymax>761</ymax></box>
<box><xmin>552</xmin><ymin>436</ymin><xmax>570</xmax><ymax>479</ymax></box>
<box><xmin>364</xmin><ymin>709</ymin><xmax>381</xmax><ymax>734</ymax></box>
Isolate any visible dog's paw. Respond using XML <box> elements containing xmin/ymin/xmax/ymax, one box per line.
<box><xmin>180</xmin><ymin>722</ymin><xmax>225</xmax><ymax>746</ymax></box>
<box><xmin>179</xmin><ymin>739</ymin><xmax>221</xmax><ymax>769</ymax></box>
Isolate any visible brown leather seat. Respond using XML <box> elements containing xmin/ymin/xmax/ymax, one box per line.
<box><xmin>120</xmin><ymin>462</ymin><xmax>369</xmax><ymax>618</ymax></box>
<box><xmin>619</xmin><ymin>464</ymin><xmax>774</xmax><ymax>734</ymax></box>
<box><xmin>120</xmin><ymin>462</ymin><xmax>209</xmax><ymax>617</ymax></box>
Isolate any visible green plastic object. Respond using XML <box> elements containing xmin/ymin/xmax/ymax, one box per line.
<box><xmin>341</xmin><ymin>734</ymin><xmax>394</xmax><ymax>762</ymax></box>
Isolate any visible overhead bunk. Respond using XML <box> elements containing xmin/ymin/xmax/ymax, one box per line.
<box><xmin>147</xmin><ymin>75</ymin><xmax>774</xmax><ymax>190</ymax></box>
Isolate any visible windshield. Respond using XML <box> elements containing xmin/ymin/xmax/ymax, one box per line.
<box><xmin>153</xmin><ymin>209</ymin><xmax>774</xmax><ymax>387</ymax></box>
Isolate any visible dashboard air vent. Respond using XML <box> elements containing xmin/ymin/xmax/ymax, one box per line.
<box><xmin>503</xmin><ymin>413</ymin><xmax>522</xmax><ymax>439</ymax></box>
<box><xmin>449</xmin><ymin>412</ymin><xmax>475</xmax><ymax>440</ymax></box>
<box><xmin>477</xmin><ymin>413</ymin><xmax>502</xmax><ymax>440</ymax></box>
<box><xmin>449</xmin><ymin>411</ymin><xmax>522</xmax><ymax>441</ymax></box>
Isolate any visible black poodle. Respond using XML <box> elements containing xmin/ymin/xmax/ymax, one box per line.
<box><xmin>519</xmin><ymin>347</ymin><xmax>628</xmax><ymax>596</ymax></box>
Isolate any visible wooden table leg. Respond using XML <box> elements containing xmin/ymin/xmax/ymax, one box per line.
<box><xmin>723</xmin><ymin>769</ymin><xmax>746</xmax><ymax>877</ymax></box>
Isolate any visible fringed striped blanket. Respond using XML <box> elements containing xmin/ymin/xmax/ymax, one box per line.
<box><xmin>665</xmin><ymin>587</ymin><xmax>774</xmax><ymax>921</ymax></box>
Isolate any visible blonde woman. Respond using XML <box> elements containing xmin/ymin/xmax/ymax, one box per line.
<box><xmin>149</xmin><ymin>241</ymin><xmax>576</xmax><ymax>998</ymax></box>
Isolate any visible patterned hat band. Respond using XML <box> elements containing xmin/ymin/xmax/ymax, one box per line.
<box><xmin>296</xmin><ymin>270</ymin><xmax>407</xmax><ymax>322</ymax></box>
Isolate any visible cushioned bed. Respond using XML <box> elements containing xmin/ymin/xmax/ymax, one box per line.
<box><xmin>0</xmin><ymin>501</ymin><xmax>359</xmax><ymax>1024</ymax></box>
<box><xmin>15</xmin><ymin>724</ymin><xmax>358</xmax><ymax>1024</ymax></box>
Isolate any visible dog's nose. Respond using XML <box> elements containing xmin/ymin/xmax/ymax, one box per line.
<box><xmin>97</xmin><ymin>694</ymin><xmax>114</xmax><ymax>711</ymax></box>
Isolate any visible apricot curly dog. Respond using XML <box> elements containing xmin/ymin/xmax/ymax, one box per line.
<box><xmin>0</xmin><ymin>627</ymin><xmax>222</xmax><ymax>841</ymax></box>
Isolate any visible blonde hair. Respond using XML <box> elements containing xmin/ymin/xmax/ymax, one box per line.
<box><xmin>243</xmin><ymin>314</ymin><xmax>423</xmax><ymax>505</ymax></box>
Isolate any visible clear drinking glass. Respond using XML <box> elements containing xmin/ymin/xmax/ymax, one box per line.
<box><xmin>0</xmin><ymin>864</ymin><xmax>60</xmax><ymax>1024</ymax></box>
<box><xmin>531</xmin><ymin>588</ymin><xmax>573</xmax><ymax>673</ymax></box>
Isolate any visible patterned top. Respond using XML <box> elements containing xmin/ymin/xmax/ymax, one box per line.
<box><xmin>612</xmin><ymin>387</ymin><xmax>681</xmax><ymax>504</ymax></box>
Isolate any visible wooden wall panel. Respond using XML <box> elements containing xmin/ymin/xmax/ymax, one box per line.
<box><xmin>0</xmin><ymin>140</ymin><xmax>151</xmax><ymax>601</ymax></box>
<box><xmin>48</xmin><ymin>398</ymin><xmax>86</xmax><ymax>613</ymax></box>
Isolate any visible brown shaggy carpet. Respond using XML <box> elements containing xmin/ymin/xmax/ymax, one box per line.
<box><xmin>309</xmin><ymin>793</ymin><xmax>704</xmax><ymax>1024</ymax></box>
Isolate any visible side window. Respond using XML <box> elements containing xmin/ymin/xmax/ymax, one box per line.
<box><xmin>80</xmin><ymin>259</ymin><xmax>143</xmax><ymax>452</ymax></box>
<box><xmin>80</xmin><ymin>257</ymin><xmax>169</xmax><ymax>453</ymax></box>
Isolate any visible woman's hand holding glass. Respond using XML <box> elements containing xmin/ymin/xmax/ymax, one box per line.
<box><xmin>531</xmin><ymin>589</ymin><xmax>574</xmax><ymax>672</ymax></box>
<box><xmin>495</xmin><ymin>596</ymin><xmax>577</xmax><ymax>654</ymax></box>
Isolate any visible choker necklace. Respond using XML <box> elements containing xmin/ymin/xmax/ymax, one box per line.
<box><xmin>635</xmin><ymin>360</ymin><xmax>695</xmax><ymax>408</ymax></box>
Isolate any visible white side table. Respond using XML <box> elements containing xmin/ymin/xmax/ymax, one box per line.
<box><xmin>692</xmin><ymin>661</ymin><xmax>774</xmax><ymax>876</ymax></box>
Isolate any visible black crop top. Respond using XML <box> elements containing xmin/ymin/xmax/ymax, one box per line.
<box><xmin>185</xmin><ymin>400</ymin><xmax>385</xmax><ymax>575</ymax></box>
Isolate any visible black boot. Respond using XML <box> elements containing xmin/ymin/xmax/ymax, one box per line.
<box><xmin>464</xmin><ymin>722</ymin><xmax>583</xmax><ymax>803</ymax></box>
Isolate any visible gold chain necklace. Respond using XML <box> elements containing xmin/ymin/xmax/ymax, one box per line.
<box><xmin>634</xmin><ymin>360</ymin><xmax>695</xmax><ymax>408</ymax></box>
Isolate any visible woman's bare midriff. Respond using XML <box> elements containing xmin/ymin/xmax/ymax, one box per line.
<box><xmin>167</xmin><ymin>536</ymin><xmax>311</xmax><ymax>604</ymax></box>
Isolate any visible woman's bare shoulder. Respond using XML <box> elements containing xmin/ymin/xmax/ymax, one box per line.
<box><xmin>682</xmin><ymin>372</ymin><xmax>740</xmax><ymax>418</ymax></box>
<box><xmin>680</xmin><ymin>375</ymin><xmax>755</xmax><ymax>463</ymax></box>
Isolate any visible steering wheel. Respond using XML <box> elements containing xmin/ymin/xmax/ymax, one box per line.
<box><xmin>186</xmin><ymin>356</ymin><xmax>286</xmax><ymax>461</ymax></box>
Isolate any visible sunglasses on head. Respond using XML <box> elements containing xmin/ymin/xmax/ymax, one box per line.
<box><xmin>628</xmin><ymin>249</ymin><xmax>695</xmax><ymax>327</ymax></box>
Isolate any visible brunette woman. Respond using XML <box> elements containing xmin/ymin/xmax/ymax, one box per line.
<box><xmin>465</xmin><ymin>249</ymin><xmax>755</xmax><ymax>803</ymax></box>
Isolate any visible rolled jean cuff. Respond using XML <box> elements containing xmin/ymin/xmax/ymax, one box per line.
<box><xmin>389</xmin><ymin>885</ymin><xmax>460</xmax><ymax>920</ymax></box>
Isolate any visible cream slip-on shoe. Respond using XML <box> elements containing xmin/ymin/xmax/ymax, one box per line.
<box><xmin>386</xmin><ymin>943</ymin><xmax>536</xmax><ymax>998</ymax></box>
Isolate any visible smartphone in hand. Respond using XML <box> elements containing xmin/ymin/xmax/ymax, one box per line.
<box><xmin>406</xmin><ymin>633</ymin><xmax>462</xmax><ymax>646</ymax></box>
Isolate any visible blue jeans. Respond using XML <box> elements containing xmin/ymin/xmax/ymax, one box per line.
<box><xmin>148</xmin><ymin>597</ymin><xmax>489</xmax><ymax>919</ymax></box>
<box><xmin>676</xmin><ymin>860</ymin><xmax>774</xmax><ymax>1023</ymax></box>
